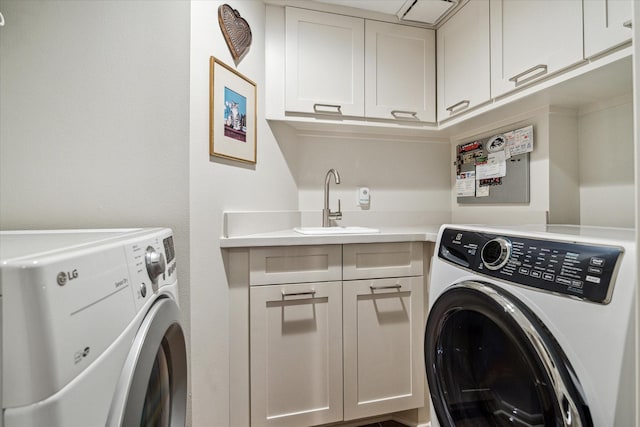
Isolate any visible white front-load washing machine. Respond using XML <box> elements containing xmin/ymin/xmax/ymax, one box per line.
<box><xmin>0</xmin><ymin>228</ymin><xmax>187</xmax><ymax>427</ymax></box>
<box><xmin>425</xmin><ymin>224</ymin><xmax>636</xmax><ymax>427</ymax></box>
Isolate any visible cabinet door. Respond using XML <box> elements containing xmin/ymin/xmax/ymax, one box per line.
<box><xmin>437</xmin><ymin>0</ymin><xmax>490</xmax><ymax>121</ymax></box>
<box><xmin>285</xmin><ymin>7</ymin><xmax>364</xmax><ymax>116</ymax></box>
<box><xmin>365</xmin><ymin>20</ymin><xmax>435</xmax><ymax>122</ymax></box>
<box><xmin>343</xmin><ymin>277</ymin><xmax>424</xmax><ymax>420</ymax></box>
<box><xmin>250</xmin><ymin>282</ymin><xmax>343</xmax><ymax>427</ymax></box>
<box><xmin>490</xmin><ymin>0</ymin><xmax>584</xmax><ymax>97</ymax></box>
<box><xmin>584</xmin><ymin>0</ymin><xmax>633</xmax><ymax>58</ymax></box>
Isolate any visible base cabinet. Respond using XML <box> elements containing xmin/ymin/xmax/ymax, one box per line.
<box><xmin>249</xmin><ymin>243</ymin><xmax>425</xmax><ymax>427</ymax></box>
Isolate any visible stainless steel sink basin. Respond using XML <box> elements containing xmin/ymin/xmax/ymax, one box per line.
<box><xmin>294</xmin><ymin>226</ymin><xmax>380</xmax><ymax>235</ymax></box>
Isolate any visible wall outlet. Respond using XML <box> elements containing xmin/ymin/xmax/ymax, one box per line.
<box><xmin>357</xmin><ymin>187</ymin><xmax>370</xmax><ymax>207</ymax></box>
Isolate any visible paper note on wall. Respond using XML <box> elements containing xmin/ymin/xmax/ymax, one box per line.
<box><xmin>475</xmin><ymin>151</ymin><xmax>507</xmax><ymax>180</ymax></box>
<box><xmin>456</xmin><ymin>171</ymin><xmax>476</xmax><ymax>197</ymax></box>
<box><xmin>476</xmin><ymin>180</ymin><xmax>489</xmax><ymax>197</ymax></box>
<box><xmin>505</xmin><ymin>125</ymin><xmax>534</xmax><ymax>158</ymax></box>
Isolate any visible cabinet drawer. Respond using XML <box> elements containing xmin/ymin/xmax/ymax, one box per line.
<box><xmin>250</xmin><ymin>245</ymin><xmax>342</xmax><ymax>285</ymax></box>
<box><xmin>343</xmin><ymin>243</ymin><xmax>423</xmax><ymax>280</ymax></box>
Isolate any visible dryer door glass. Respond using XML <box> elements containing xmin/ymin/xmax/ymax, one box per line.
<box><xmin>424</xmin><ymin>281</ymin><xmax>593</xmax><ymax>427</ymax></box>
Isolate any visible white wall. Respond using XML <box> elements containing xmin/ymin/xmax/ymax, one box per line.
<box><xmin>189</xmin><ymin>2</ymin><xmax>299</xmax><ymax>426</ymax></box>
<box><xmin>296</xmin><ymin>135</ymin><xmax>451</xmax><ymax>216</ymax></box>
<box><xmin>577</xmin><ymin>95</ymin><xmax>635</xmax><ymax>227</ymax></box>
<box><xmin>0</xmin><ymin>0</ymin><xmax>192</xmax><ymax>419</ymax></box>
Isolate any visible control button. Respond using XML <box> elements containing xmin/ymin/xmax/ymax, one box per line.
<box><xmin>145</xmin><ymin>246</ymin><xmax>166</xmax><ymax>284</ymax></box>
<box><xmin>481</xmin><ymin>237</ymin><xmax>512</xmax><ymax>271</ymax></box>
<box><xmin>530</xmin><ymin>270</ymin><xmax>542</xmax><ymax>279</ymax></box>
<box><xmin>556</xmin><ymin>277</ymin><xmax>572</xmax><ymax>286</ymax></box>
<box><xmin>571</xmin><ymin>280</ymin><xmax>584</xmax><ymax>288</ymax></box>
<box><xmin>519</xmin><ymin>267</ymin><xmax>530</xmax><ymax>275</ymax></box>
<box><xmin>588</xmin><ymin>266</ymin><xmax>602</xmax><ymax>274</ymax></box>
<box><xmin>586</xmin><ymin>275</ymin><xmax>601</xmax><ymax>284</ymax></box>
<box><xmin>140</xmin><ymin>283</ymin><xmax>147</xmax><ymax>298</ymax></box>
<box><xmin>542</xmin><ymin>273</ymin><xmax>555</xmax><ymax>282</ymax></box>
<box><xmin>590</xmin><ymin>257</ymin><xmax>605</xmax><ymax>267</ymax></box>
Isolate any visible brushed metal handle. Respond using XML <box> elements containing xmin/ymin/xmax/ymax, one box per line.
<box><xmin>282</xmin><ymin>290</ymin><xmax>316</xmax><ymax>298</ymax></box>
<box><xmin>313</xmin><ymin>103</ymin><xmax>342</xmax><ymax>114</ymax></box>
<box><xmin>623</xmin><ymin>20</ymin><xmax>632</xmax><ymax>29</ymax></box>
<box><xmin>391</xmin><ymin>110</ymin><xmax>418</xmax><ymax>119</ymax></box>
<box><xmin>370</xmin><ymin>284</ymin><xmax>402</xmax><ymax>291</ymax></box>
<box><xmin>446</xmin><ymin>100</ymin><xmax>470</xmax><ymax>113</ymax></box>
<box><xmin>509</xmin><ymin>64</ymin><xmax>548</xmax><ymax>86</ymax></box>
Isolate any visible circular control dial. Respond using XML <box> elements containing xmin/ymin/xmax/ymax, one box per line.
<box><xmin>145</xmin><ymin>246</ymin><xmax>166</xmax><ymax>283</ymax></box>
<box><xmin>481</xmin><ymin>237</ymin><xmax>512</xmax><ymax>270</ymax></box>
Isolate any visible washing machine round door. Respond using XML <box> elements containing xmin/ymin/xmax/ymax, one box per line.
<box><xmin>424</xmin><ymin>281</ymin><xmax>592</xmax><ymax>427</ymax></box>
<box><xmin>107</xmin><ymin>296</ymin><xmax>187</xmax><ymax>427</ymax></box>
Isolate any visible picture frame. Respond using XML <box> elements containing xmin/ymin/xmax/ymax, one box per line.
<box><xmin>210</xmin><ymin>56</ymin><xmax>257</xmax><ymax>163</ymax></box>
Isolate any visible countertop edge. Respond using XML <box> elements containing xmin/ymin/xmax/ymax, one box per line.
<box><xmin>220</xmin><ymin>227</ymin><xmax>441</xmax><ymax>248</ymax></box>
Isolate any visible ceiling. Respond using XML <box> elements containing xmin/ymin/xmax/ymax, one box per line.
<box><xmin>310</xmin><ymin>0</ymin><xmax>458</xmax><ymax>25</ymax></box>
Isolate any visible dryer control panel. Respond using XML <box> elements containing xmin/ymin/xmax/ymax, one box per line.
<box><xmin>438</xmin><ymin>227</ymin><xmax>624</xmax><ymax>304</ymax></box>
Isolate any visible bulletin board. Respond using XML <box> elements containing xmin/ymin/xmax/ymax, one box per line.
<box><xmin>456</xmin><ymin>125</ymin><xmax>533</xmax><ymax>204</ymax></box>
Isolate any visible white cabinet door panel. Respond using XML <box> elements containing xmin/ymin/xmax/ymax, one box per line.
<box><xmin>490</xmin><ymin>0</ymin><xmax>584</xmax><ymax>97</ymax></box>
<box><xmin>584</xmin><ymin>0</ymin><xmax>633</xmax><ymax>58</ymax></box>
<box><xmin>343</xmin><ymin>277</ymin><xmax>424</xmax><ymax>420</ymax></box>
<box><xmin>250</xmin><ymin>281</ymin><xmax>343</xmax><ymax>427</ymax></box>
<box><xmin>437</xmin><ymin>0</ymin><xmax>490</xmax><ymax>121</ymax></box>
<box><xmin>365</xmin><ymin>20</ymin><xmax>435</xmax><ymax>122</ymax></box>
<box><xmin>285</xmin><ymin>7</ymin><xmax>364</xmax><ymax>116</ymax></box>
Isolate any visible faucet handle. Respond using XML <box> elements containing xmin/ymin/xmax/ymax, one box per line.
<box><xmin>332</xmin><ymin>199</ymin><xmax>343</xmax><ymax>221</ymax></box>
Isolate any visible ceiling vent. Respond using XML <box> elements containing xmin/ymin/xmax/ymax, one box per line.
<box><xmin>399</xmin><ymin>0</ymin><xmax>457</xmax><ymax>25</ymax></box>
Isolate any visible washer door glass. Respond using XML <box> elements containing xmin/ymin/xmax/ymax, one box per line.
<box><xmin>107</xmin><ymin>297</ymin><xmax>187</xmax><ymax>427</ymax></box>
<box><xmin>424</xmin><ymin>281</ymin><xmax>592</xmax><ymax>427</ymax></box>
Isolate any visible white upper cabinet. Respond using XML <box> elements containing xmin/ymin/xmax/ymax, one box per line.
<box><xmin>490</xmin><ymin>0</ymin><xmax>584</xmax><ymax>97</ymax></box>
<box><xmin>583</xmin><ymin>0</ymin><xmax>633</xmax><ymax>58</ymax></box>
<box><xmin>285</xmin><ymin>7</ymin><xmax>365</xmax><ymax>116</ymax></box>
<box><xmin>365</xmin><ymin>21</ymin><xmax>436</xmax><ymax>122</ymax></box>
<box><xmin>436</xmin><ymin>0</ymin><xmax>490</xmax><ymax>121</ymax></box>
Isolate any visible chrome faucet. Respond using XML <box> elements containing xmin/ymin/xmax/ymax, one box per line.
<box><xmin>322</xmin><ymin>168</ymin><xmax>342</xmax><ymax>227</ymax></box>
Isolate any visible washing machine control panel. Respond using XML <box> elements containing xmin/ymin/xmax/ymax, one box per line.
<box><xmin>439</xmin><ymin>227</ymin><xmax>624</xmax><ymax>304</ymax></box>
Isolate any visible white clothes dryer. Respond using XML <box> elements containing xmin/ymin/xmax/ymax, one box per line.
<box><xmin>425</xmin><ymin>224</ymin><xmax>636</xmax><ymax>427</ymax></box>
<box><xmin>0</xmin><ymin>228</ymin><xmax>187</xmax><ymax>427</ymax></box>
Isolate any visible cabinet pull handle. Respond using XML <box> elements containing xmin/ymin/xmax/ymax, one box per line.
<box><xmin>623</xmin><ymin>20</ymin><xmax>632</xmax><ymax>29</ymax></box>
<box><xmin>446</xmin><ymin>100</ymin><xmax>470</xmax><ymax>113</ymax></box>
<box><xmin>313</xmin><ymin>104</ymin><xmax>342</xmax><ymax>114</ymax></box>
<box><xmin>282</xmin><ymin>290</ymin><xmax>316</xmax><ymax>298</ymax></box>
<box><xmin>509</xmin><ymin>64</ymin><xmax>548</xmax><ymax>86</ymax></box>
<box><xmin>370</xmin><ymin>284</ymin><xmax>402</xmax><ymax>291</ymax></box>
<box><xmin>391</xmin><ymin>110</ymin><xmax>418</xmax><ymax>119</ymax></box>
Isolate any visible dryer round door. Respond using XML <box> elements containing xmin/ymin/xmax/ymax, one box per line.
<box><xmin>424</xmin><ymin>281</ymin><xmax>592</xmax><ymax>427</ymax></box>
<box><xmin>107</xmin><ymin>296</ymin><xmax>187</xmax><ymax>427</ymax></box>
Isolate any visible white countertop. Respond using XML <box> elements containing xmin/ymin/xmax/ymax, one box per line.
<box><xmin>220</xmin><ymin>225</ymin><xmax>441</xmax><ymax>248</ymax></box>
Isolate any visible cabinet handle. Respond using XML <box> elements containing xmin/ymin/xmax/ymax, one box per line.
<box><xmin>509</xmin><ymin>64</ymin><xmax>548</xmax><ymax>86</ymax></box>
<box><xmin>370</xmin><ymin>284</ymin><xmax>402</xmax><ymax>291</ymax></box>
<box><xmin>282</xmin><ymin>290</ymin><xmax>316</xmax><ymax>298</ymax></box>
<box><xmin>391</xmin><ymin>110</ymin><xmax>418</xmax><ymax>119</ymax></box>
<box><xmin>446</xmin><ymin>100</ymin><xmax>470</xmax><ymax>113</ymax></box>
<box><xmin>623</xmin><ymin>20</ymin><xmax>632</xmax><ymax>29</ymax></box>
<box><xmin>313</xmin><ymin>104</ymin><xmax>342</xmax><ymax>114</ymax></box>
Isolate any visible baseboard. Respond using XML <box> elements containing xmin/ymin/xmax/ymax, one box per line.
<box><xmin>391</xmin><ymin>414</ymin><xmax>431</xmax><ymax>427</ymax></box>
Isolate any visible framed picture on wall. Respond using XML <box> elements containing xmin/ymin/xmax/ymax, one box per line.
<box><xmin>209</xmin><ymin>56</ymin><xmax>257</xmax><ymax>163</ymax></box>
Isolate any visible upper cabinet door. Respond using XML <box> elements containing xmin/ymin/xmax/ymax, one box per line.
<box><xmin>285</xmin><ymin>7</ymin><xmax>365</xmax><ymax>116</ymax></box>
<box><xmin>584</xmin><ymin>0</ymin><xmax>633</xmax><ymax>58</ymax></box>
<box><xmin>364</xmin><ymin>21</ymin><xmax>436</xmax><ymax>122</ymax></box>
<box><xmin>436</xmin><ymin>0</ymin><xmax>490</xmax><ymax>121</ymax></box>
<box><xmin>490</xmin><ymin>0</ymin><xmax>584</xmax><ymax>97</ymax></box>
